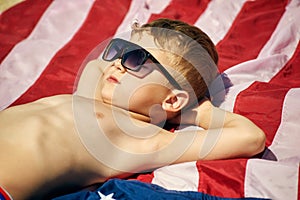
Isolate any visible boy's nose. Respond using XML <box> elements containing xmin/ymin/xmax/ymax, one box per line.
<box><xmin>113</xmin><ymin>59</ymin><xmax>126</xmax><ymax>73</ymax></box>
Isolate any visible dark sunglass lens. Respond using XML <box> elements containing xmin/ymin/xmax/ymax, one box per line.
<box><xmin>123</xmin><ymin>49</ymin><xmax>146</xmax><ymax>71</ymax></box>
<box><xmin>103</xmin><ymin>41</ymin><xmax>123</xmax><ymax>61</ymax></box>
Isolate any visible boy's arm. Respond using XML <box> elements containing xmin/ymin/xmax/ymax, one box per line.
<box><xmin>74</xmin><ymin>96</ymin><xmax>265</xmax><ymax>174</ymax></box>
<box><xmin>165</xmin><ymin>99</ymin><xmax>266</xmax><ymax>162</ymax></box>
<box><xmin>112</xmin><ymin>99</ymin><xmax>266</xmax><ymax>167</ymax></box>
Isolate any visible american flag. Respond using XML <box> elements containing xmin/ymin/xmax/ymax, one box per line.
<box><xmin>0</xmin><ymin>0</ymin><xmax>299</xmax><ymax>199</ymax></box>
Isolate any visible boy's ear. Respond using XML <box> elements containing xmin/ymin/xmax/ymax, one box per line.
<box><xmin>162</xmin><ymin>89</ymin><xmax>189</xmax><ymax>112</ymax></box>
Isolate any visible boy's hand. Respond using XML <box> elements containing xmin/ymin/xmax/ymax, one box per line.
<box><xmin>169</xmin><ymin>98</ymin><xmax>212</xmax><ymax>128</ymax></box>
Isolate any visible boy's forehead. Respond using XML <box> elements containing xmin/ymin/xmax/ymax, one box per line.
<box><xmin>130</xmin><ymin>33</ymin><xmax>159</xmax><ymax>50</ymax></box>
<box><xmin>129</xmin><ymin>33</ymin><xmax>173</xmax><ymax>65</ymax></box>
<box><xmin>129</xmin><ymin>32</ymin><xmax>181</xmax><ymax>60</ymax></box>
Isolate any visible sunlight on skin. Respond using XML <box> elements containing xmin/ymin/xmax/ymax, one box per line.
<box><xmin>0</xmin><ymin>0</ymin><xmax>24</xmax><ymax>13</ymax></box>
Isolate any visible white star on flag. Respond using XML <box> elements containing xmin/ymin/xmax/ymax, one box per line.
<box><xmin>98</xmin><ymin>191</ymin><xmax>116</xmax><ymax>200</ymax></box>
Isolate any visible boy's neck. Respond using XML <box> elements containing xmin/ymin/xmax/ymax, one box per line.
<box><xmin>128</xmin><ymin>110</ymin><xmax>151</xmax><ymax>123</ymax></box>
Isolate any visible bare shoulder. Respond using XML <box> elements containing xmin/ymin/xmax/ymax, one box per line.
<box><xmin>33</xmin><ymin>94</ymin><xmax>74</xmax><ymax>106</ymax></box>
<box><xmin>0</xmin><ymin>94</ymin><xmax>72</xmax><ymax>112</ymax></box>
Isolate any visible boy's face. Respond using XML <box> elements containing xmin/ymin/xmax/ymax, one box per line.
<box><xmin>97</xmin><ymin>34</ymin><xmax>176</xmax><ymax>118</ymax></box>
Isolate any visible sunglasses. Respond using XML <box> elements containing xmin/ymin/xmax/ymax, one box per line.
<box><xmin>102</xmin><ymin>38</ymin><xmax>182</xmax><ymax>90</ymax></box>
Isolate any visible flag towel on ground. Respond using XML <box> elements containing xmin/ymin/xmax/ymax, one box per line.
<box><xmin>0</xmin><ymin>0</ymin><xmax>299</xmax><ymax>199</ymax></box>
<box><xmin>53</xmin><ymin>179</ymin><xmax>269</xmax><ymax>200</ymax></box>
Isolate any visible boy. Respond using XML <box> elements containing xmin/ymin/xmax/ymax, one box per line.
<box><xmin>0</xmin><ymin>19</ymin><xmax>266</xmax><ymax>199</ymax></box>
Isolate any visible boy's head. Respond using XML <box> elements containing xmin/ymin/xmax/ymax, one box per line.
<box><xmin>132</xmin><ymin>18</ymin><xmax>219</xmax><ymax>103</ymax></box>
<box><xmin>97</xmin><ymin>18</ymin><xmax>218</xmax><ymax>124</ymax></box>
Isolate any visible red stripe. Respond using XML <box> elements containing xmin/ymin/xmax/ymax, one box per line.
<box><xmin>0</xmin><ymin>0</ymin><xmax>52</xmax><ymax>64</ymax></box>
<box><xmin>234</xmin><ymin>42</ymin><xmax>300</xmax><ymax>146</ymax></box>
<box><xmin>197</xmin><ymin>159</ymin><xmax>247</xmax><ymax>198</ymax></box>
<box><xmin>135</xmin><ymin>172</ymin><xmax>154</xmax><ymax>183</ymax></box>
<box><xmin>11</xmin><ymin>0</ymin><xmax>132</xmax><ymax>106</ymax></box>
<box><xmin>216</xmin><ymin>0</ymin><xmax>288</xmax><ymax>72</ymax></box>
<box><xmin>148</xmin><ymin>0</ymin><xmax>210</xmax><ymax>25</ymax></box>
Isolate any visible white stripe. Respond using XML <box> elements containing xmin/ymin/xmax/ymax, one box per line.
<box><xmin>0</xmin><ymin>0</ymin><xmax>95</xmax><ymax>110</ymax></box>
<box><xmin>194</xmin><ymin>0</ymin><xmax>246</xmax><ymax>45</ymax></box>
<box><xmin>113</xmin><ymin>0</ymin><xmax>172</xmax><ymax>40</ymax></box>
<box><xmin>269</xmin><ymin>88</ymin><xmax>300</xmax><ymax>164</ymax></box>
<box><xmin>218</xmin><ymin>0</ymin><xmax>300</xmax><ymax>111</ymax></box>
<box><xmin>151</xmin><ymin>161</ymin><xmax>199</xmax><ymax>191</ymax></box>
<box><xmin>244</xmin><ymin>159</ymin><xmax>299</xmax><ymax>200</ymax></box>
<box><xmin>258</xmin><ymin>0</ymin><xmax>300</xmax><ymax>60</ymax></box>
<box><xmin>245</xmin><ymin>89</ymin><xmax>300</xmax><ymax>199</ymax></box>
<box><xmin>220</xmin><ymin>54</ymin><xmax>288</xmax><ymax>111</ymax></box>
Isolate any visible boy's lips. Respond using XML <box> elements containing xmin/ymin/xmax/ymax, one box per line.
<box><xmin>107</xmin><ymin>75</ymin><xmax>120</xmax><ymax>84</ymax></box>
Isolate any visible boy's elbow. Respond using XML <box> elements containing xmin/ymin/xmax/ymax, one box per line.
<box><xmin>245</xmin><ymin>127</ymin><xmax>266</xmax><ymax>156</ymax></box>
<box><xmin>233</xmin><ymin>115</ymin><xmax>266</xmax><ymax>157</ymax></box>
<box><xmin>254</xmin><ymin>129</ymin><xmax>266</xmax><ymax>153</ymax></box>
